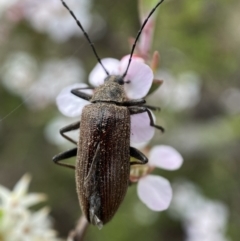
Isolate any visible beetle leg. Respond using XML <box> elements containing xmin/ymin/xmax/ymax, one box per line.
<box><xmin>143</xmin><ymin>105</ymin><xmax>161</xmax><ymax>111</ymax></box>
<box><xmin>130</xmin><ymin>147</ymin><xmax>148</xmax><ymax>165</ymax></box>
<box><xmin>71</xmin><ymin>88</ymin><xmax>93</xmax><ymax>101</ymax></box>
<box><xmin>52</xmin><ymin>148</ymin><xmax>77</xmax><ymax>169</ymax></box>
<box><xmin>122</xmin><ymin>99</ymin><xmax>146</xmax><ymax>106</ymax></box>
<box><xmin>128</xmin><ymin>106</ymin><xmax>164</xmax><ymax>132</ymax></box>
<box><xmin>60</xmin><ymin>121</ymin><xmax>80</xmax><ymax>145</ymax></box>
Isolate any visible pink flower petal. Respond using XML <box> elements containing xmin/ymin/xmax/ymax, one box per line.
<box><xmin>56</xmin><ymin>83</ymin><xmax>93</xmax><ymax>117</ymax></box>
<box><xmin>120</xmin><ymin>59</ymin><xmax>153</xmax><ymax>99</ymax></box>
<box><xmin>120</xmin><ymin>55</ymin><xmax>145</xmax><ymax>66</ymax></box>
<box><xmin>89</xmin><ymin>58</ymin><xmax>120</xmax><ymax>87</ymax></box>
<box><xmin>137</xmin><ymin>175</ymin><xmax>172</xmax><ymax>211</ymax></box>
<box><xmin>130</xmin><ymin>112</ymin><xmax>155</xmax><ymax>144</ymax></box>
<box><xmin>149</xmin><ymin>145</ymin><xmax>183</xmax><ymax>170</ymax></box>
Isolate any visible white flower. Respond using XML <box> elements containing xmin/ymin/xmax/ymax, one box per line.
<box><xmin>0</xmin><ymin>53</ymin><xmax>85</xmax><ymax>110</ymax></box>
<box><xmin>56</xmin><ymin>56</ymin><xmax>157</xmax><ymax>144</ymax></box>
<box><xmin>130</xmin><ymin>145</ymin><xmax>183</xmax><ymax>211</ymax></box>
<box><xmin>169</xmin><ymin>181</ymin><xmax>231</xmax><ymax>241</ymax></box>
<box><xmin>89</xmin><ymin>56</ymin><xmax>153</xmax><ymax>99</ymax></box>
<box><xmin>23</xmin><ymin>0</ymin><xmax>92</xmax><ymax>42</ymax></box>
<box><xmin>149</xmin><ymin>70</ymin><xmax>202</xmax><ymax>111</ymax></box>
<box><xmin>26</xmin><ymin>58</ymin><xmax>85</xmax><ymax>110</ymax></box>
<box><xmin>0</xmin><ymin>174</ymin><xmax>46</xmax><ymax>211</ymax></box>
<box><xmin>0</xmin><ymin>0</ymin><xmax>18</xmax><ymax>17</ymax></box>
<box><xmin>1</xmin><ymin>51</ymin><xmax>38</xmax><ymax>97</ymax></box>
<box><xmin>0</xmin><ymin>174</ymin><xmax>62</xmax><ymax>241</ymax></box>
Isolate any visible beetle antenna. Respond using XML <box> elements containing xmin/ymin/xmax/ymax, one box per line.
<box><xmin>122</xmin><ymin>0</ymin><xmax>164</xmax><ymax>78</ymax></box>
<box><xmin>60</xmin><ymin>0</ymin><xmax>109</xmax><ymax>76</ymax></box>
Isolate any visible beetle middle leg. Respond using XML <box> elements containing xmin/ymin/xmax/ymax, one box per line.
<box><xmin>128</xmin><ymin>106</ymin><xmax>164</xmax><ymax>132</ymax></box>
<box><xmin>130</xmin><ymin>147</ymin><xmax>148</xmax><ymax>165</ymax></box>
<box><xmin>122</xmin><ymin>100</ymin><xmax>161</xmax><ymax>112</ymax></box>
<box><xmin>143</xmin><ymin>105</ymin><xmax>161</xmax><ymax>111</ymax></box>
<box><xmin>60</xmin><ymin>121</ymin><xmax>80</xmax><ymax>145</ymax></box>
<box><xmin>52</xmin><ymin>148</ymin><xmax>77</xmax><ymax>169</ymax></box>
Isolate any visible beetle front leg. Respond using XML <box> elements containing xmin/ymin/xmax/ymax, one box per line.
<box><xmin>71</xmin><ymin>87</ymin><xmax>93</xmax><ymax>101</ymax></box>
<box><xmin>143</xmin><ymin>105</ymin><xmax>161</xmax><ymax>111</ymax></box>
<box><xmin>122</xmin><ymin>100</ymin><xmax>161</xmax><ymax>111</ymax></box>
<box><xmin>52</xmin><ymin>148</ymin><xmax>77</xmax><ymax>169</ymax></box>
<box><xmin>130</xmin><ymin>147</ymin><xmax>148</xmax><ymax>165</ymax></box>
<box><xmin>60</xmin><ymin>121</ymin><xmax>80</xmax><ymax>145</ymax></box>
<box><xmin>122</xmin><ymin>99</ymin><xmax>146</xmax><ymax>106</ymax></box>
<box><xmin>128</xmin><ymin>106</ymin><xmax>164</xmax><ymax>132</ymax></box>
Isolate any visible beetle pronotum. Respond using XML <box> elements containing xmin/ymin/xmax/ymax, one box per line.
<box><xmin>53</xmin><ymin>0</ymin><xmax>165</xmax><ymax>229</ymax></box>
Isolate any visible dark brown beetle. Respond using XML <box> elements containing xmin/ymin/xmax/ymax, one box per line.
<box><xmin>53</xmin><ymin>0</ymin><xmax>165</xmax><ymax>228</ymax></box>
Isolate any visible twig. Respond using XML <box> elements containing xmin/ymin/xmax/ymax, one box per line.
<box><xmin>67</xmin><ymin>215</ymin><xmax>89</xmax><ymax>241</ymax></box>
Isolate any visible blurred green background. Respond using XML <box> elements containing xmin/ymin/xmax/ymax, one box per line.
<box><xmin>0</xmin><ymin>0</ymin><xmax>239</xmax><ymax>240</ymax></box>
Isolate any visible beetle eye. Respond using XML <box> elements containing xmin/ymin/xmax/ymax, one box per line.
<box><xmin>115</xmin><ymin>77</ymin><xmax>124</xmax><ymax>85</ymax></box>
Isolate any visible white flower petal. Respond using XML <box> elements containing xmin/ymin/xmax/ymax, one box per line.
<box><xmin>130</xmin><ymin>112</ymin><xmax>155</xmax><ymax>144</ymax></box>
<box><xmin>137</xmin><ymin>175</ymin><xmax>172</xmax><ymax>211</ymax></box>
<box><xmin>20</xmin><ymin>193</ymin><xmax>47</xmax><ymax>208</ymax></box>
<box><xmin>13</xmin><ymin>174</ymin><xmax>31</xmax><ymax>198</ymax></box>
<box><xmin>31</xmin><ymin>207</ymin><xmax>50</xmax><ymax>224</ymax></box>
<box><xmin>56</xmin><ymin>83</ymin><xmax>92</xmax><ymax>117</ymax></box>
<box><xmin>120</xmin><ymin>60</ymin><xmax>153</xmax><ymax>99</ymax></box>
<box><xmin>149</xmin><ymin>145</ymin><xmax>183</xmax><ymax>170</ymax></box>
<box><xmin>130</xmin><ymin>141</ymin><xmax>149</xmax><ymax>150</ymax></box>
<box><xmin>0</xmin><ymin>185</ymin><xmax>10</xmax><ymax>202</ymax></box>
<box><xmin>89</xmin><ymin>58</ymin><xmax>120</xmax><ymax>87</ymax></box>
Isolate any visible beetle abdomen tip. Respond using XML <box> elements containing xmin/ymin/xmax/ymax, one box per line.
<box><xmin>90</xmin><ymin>208</ymin><xmax>103</xmax><ymax>230</ymax></box>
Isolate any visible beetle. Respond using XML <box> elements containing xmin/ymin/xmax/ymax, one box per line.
<box><xmin>53</xmin><ymin>0</ymin><xmax>165</xmax><ymax>228</ymax></box>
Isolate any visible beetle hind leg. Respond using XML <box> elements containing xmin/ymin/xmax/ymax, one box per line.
<box><xmin>52</xmin><ymin>147</ymin><xmax>77</xmax><ymax>169</ymax></box>
<box><xmin>130</xmin><ymin>147</ymin><xmax>148</xmax><ymax>165</ymax></box>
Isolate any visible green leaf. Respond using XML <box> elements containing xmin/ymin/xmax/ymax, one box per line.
<box><xmin>147</xmin><ymin>79</ymin><xmax>163</xmax><ymax>96</ymax></box>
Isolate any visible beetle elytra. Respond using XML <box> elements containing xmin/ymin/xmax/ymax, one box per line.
<box><xmin>53</xmin><ymin>0</ymin><xmax>165</xmax><ymax>229</ymax></box>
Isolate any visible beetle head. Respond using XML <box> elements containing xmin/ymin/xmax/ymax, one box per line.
<box><xmin>91</xmin><ymin>75</ymin><xmax>127</xmax><ymax>103</ymax></box>
<box><xmin>104</xmin><ymin>75</ymin><xmax>124</xmax><ymax>85</ymax></box>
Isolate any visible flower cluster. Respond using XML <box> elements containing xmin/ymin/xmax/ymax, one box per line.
<box><xmin>1</xmin><ymin>0</ymin><xmax>94</xmax><ymax>42</ymax></box>
<box><xmin>0</xmin><ymin>174</ymin><xmax>61</xmax><ymax>241</ymax></box>
<box><xmin>169</xmin><ymin>181</ymin><xmax>231</xmax><ymax>241</ymax></box>
<box><xmin>1</xmin><ymin>52</ymin><xmax>85</xmax><ymax>110</ymax></box>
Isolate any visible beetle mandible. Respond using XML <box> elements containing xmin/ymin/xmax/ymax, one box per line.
<box><xmin>53</xmin><ymin>0</ymin><xmax>165</xmax><ymax>229</ymax></box>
